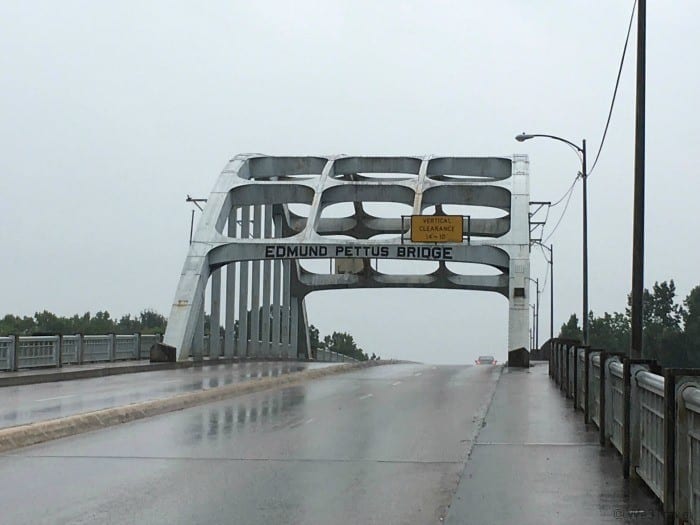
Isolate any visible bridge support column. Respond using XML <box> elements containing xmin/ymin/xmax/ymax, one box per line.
<box><xmin>506</xmin><ymin>155</ymin><xmax>531</xmax><ymax>353</ymax></box>
<box><xmin>192</xmin><ymin>293</ymin><xmax>204</xmax><ymax>362</ymax></box>
<box><xmin>224</xmin><ymin>207</ymin><xmax>237</xmax><ymax>358</ymax></box>
<box><xmin>249</xmin><ymin>205</ymin><xmax>262</xmax><ymax>357</ymax></box>
<box><xmin>261</xmin><ymin>206</ymin><xmax>273</xmax><ymax>355</ymax></box>
<box><xmin>506</xmin><ymin>249</ymin><xmax>530</xmax><ymax>352</ymax></box>
<box><xmin>237</xmin><ymin>206</ymin><xmax>250</xmax><ymax>357</ymax></box>
<box><xmin>297</xmin><ymin>296</ymin><xmax>311</xmax><ymax>359</ymax></box>
<box><xmin>271</xmin><ymin>214</ymin><xmax>283</xmax><ymax>358</ymax></box>
<box><xmin>281</xmin><ymin>259</ymin><xmax>291</xmax><ymax>358</ymax></box>
<box><xmin>210</xmin><ymin>268</ymin><xmax>221</xmax><ymax>359</ymax></box>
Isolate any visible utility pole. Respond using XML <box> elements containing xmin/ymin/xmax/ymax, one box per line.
<box><xmin>550</xmin><ymin>244</ymin><xmax>554</xmax><ymax>342</ymax></box>
<box><xmin>630</xmin><ymin>0</ymin><xmax>646</xmax><ymax>359</ymax></box>
<box><xmin>535</xmin><ymin>277</ymin><xmax>540</xmax><ymax>350</ymax></box>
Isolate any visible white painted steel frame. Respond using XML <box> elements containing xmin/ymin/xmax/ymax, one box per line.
<box><xmin>164</xmin><ymin>154</ymin><xmax>531</xmax><ymax>361</ymax></box>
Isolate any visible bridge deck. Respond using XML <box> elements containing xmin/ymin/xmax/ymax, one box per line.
<box><xmin>446</xmin><ymin>362</ymin><xmax>664</xmax><ymax>524</ymax></box>
<box><xmin>0</xmin><ymin>361</ymin><xmax>334</xmax><ymax>430</ymax></box>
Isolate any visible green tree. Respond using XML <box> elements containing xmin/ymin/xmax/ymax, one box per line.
<box><xmin>589</xmin><ymin>311</ymin><xmax>629</xmax><ymax>354</ymax></box>
<box><xmin>559</xmin><ymin>314</ymin><xmax>582</xmax><ymax>341</ymax></box>
<box><xmin>308</xmin><ymin>324</ymin><xmax>321</xmax><ymax>352</ymax></box>
<box><xmin>322</xmin><ymin>331</ymin><xmax>368</xmax><ymax>361</ymax></box>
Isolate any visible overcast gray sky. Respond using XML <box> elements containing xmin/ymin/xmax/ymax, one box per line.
<box><xmin>1</xmin><ymin>1</ymin><xmax>698</xmax><ymax>364</ymax></box>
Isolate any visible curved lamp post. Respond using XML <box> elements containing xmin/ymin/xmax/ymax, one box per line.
<box><xmin>515</xmin><ymin>133</ymin><xmax>588</xmax><ymax>346</ymax></box>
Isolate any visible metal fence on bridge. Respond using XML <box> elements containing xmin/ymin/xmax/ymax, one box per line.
<box><xmin>0</xmin><ymin>334</ymin><xmax>356</xmax><ymax>371</ymax></box>
<box><xmin>550</xmin><ymin>340</ymin><xmax>700</xmax><ymax>524</ymax></box>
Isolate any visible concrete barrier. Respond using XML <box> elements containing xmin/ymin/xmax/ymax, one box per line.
<box><xmin>0</xmin><ymin>360</ymin><xmax>387</xmax><ymax>453</ymax></box>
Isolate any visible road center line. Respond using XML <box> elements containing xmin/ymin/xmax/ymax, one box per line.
<box><xmin>35</xmin><ymin>394</ymin><xmax>76</xmax><ymax>403</ymax></box>
<box><xmin>391</xmin><ymin>381</ymin><xmax>402</xmax><ymax>386</ymax></box>
<box><xmin>358</xmin><ymin>393</ymin><xmax>374</xmax><ymax>400</ymax></box>
<box><xmin>414</xmin><ymin>372</ymin><xmax>422</xmax><ymax>377</ymax></box>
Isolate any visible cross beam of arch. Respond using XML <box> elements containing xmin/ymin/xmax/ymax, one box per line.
<box><xmin>164</xmin><ymin>154</ymin><xmax>531</xmax><ymax>361</ymax></box>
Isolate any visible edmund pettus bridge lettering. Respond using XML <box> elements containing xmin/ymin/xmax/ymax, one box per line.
<box><xmin>264</xmin><ymin>244</ymin><xmax>454</xmax><ymax>261</ymax></box>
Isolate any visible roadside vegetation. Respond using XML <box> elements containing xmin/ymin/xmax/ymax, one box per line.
<box><xmin>559</xmin><ymin>280</ymin><xmax>700</xmax><ymax>367</ymax></box>
<box><xmin>0</xmin><ymin>311</ymin><xmax>372</xmax><ymax>361</ymax></box>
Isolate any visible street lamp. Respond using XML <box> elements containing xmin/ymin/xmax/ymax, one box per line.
<box><xmin>527</xmin><ymin>277</ymin><xmax>541</xmax><ymax>350</ymax></box>
<box><xmin>516</xmin><ymin>133</ymin><xmax>588</xmax><ymax>346</ymax></box>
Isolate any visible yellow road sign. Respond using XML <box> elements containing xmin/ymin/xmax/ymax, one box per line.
<box><xmin>410</xmin><ymin>215</ymin><xmax>463</xmax><ymax>243</ymax></box>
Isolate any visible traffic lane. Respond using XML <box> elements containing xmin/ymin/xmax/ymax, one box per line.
<box><xmin>0</xmin><ymin>361</ymin><xmax>336</xmax><ymax>430</ymax></box>
<box><xmin>0</xmin><ymin>364</ymin><xmax>502</xmax><ymax>525</ymax></box>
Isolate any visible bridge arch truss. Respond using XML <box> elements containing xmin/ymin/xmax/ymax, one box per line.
<box><xmin>164</xmin><ymin>154</ymin><xmax>531</xmax><ymax>361</ymax></box>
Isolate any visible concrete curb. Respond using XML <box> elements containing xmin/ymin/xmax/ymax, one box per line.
<box><xmin>0</xmin><ymin>357</ymin><xmax>342</xmax><ymax>388</ymax></box>
<box><xmin>0</xmin><ymin>360</ymin><xmax>388</xmax><ymax>454</ymax></box>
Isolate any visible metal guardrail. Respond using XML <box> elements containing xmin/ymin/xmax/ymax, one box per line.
<box><xmin>0</xmin><ymin>334</ymin><xmax>163</xmax><ymax>371</ymax></box>
<box><xmin>607</xmin><ymin>360</ymin><xmax>624</xmax><ymax>455</ymax></box>
<box><xmin>636</xmin><ymin>370</ymin><xmax>666</xmax><ymax>501</ymax></box>
<box><xmin>590</xmin><ymin>353</ymin><xmax>601</xmax><ymax>427</ymax></box>
<box><xmin>0</xmin><ymin>333</ymin><xmax>357</xmax><ymax>371</ymax></box>
<box><xmin>548</xmin><ymin>339</ymin><xmax>700</xmax><ymax>524</ymax></box>
<box><xmin>314</xmin><ymin>349</ymin><xmax>357</xmax><ymax>363</ymax></box>
<box><xmin>681</xmin><ymin>387</ymin><xmax>700</xmax><ymax>523</ymax></box>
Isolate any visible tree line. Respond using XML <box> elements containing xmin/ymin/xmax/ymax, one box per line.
<box><xmin>559</xmin><ymin>280</ymin><xmax>700</xmax><ymax>367</ymax></box>
<box><xmin>0</xmin><ymin>310</ymin><xmax>167</xmax><ymax>336</ymax></box>
<box><xmin>0</xmin><ymin>311</ymin><xmax>372</xmax><ymax>361</ymax></box>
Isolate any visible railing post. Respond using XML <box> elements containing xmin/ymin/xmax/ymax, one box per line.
<box><xmin>599</xmin><ymin>351</ymin><xmax>608</xmax><ymax>445</ymax></box>
<box><xmin>583</xmin><ymin>346</ymin><xmax>592</xmax><ymax>424</ymax></box>
<box><xmin>623</xmin><ymin>358</ymin><xmax>657</xmax><ymax>479</ymax></box>
<box><xmin>662</xmin><ymin>369</ymin><xmax>700</xmax><ymax>525</ymax></box>
<box><xmin>573</xmin><ymin>345</ymin><xmax>580</xmax><ymax>410</ymax></box>
<box><xmin>676</xmin><ymin>382</ymin><xmax>692</xmax><ymax>525</ymax></box>
<box><xmin>9</xmin><ymin>335</ymin><xmax>18</xmax><ymax>372</ymax></box>
<box><xmin>56</xmin><ymin>334</ymin><xmax>63</xmax><ymax>368</ymax></box>
<box><xmin>623</xmin><ymin>357</ymin><xmax>632</xmax><ymax>479</ymax></box>
<box><xmin>564</xmin><ymin>344</ymin><xmax>570</xmax><ymax>396</ymax></box>
<box><xmin>663</xmin><ymin>370</ymin><xmax>677</xmax><ymax>525</ymax></box>
<box><xmin>109</xmin><ymin>333</ymin><xmax>116</xmax><ymax>362</ymax></box>
<box><xmin>134</xmin><ymin>332</ymin><xmax>141</xmax><ymax>360</ymax></box>
<box><xmin>77</xmin><ymin>333</ymin><xmax>84</xmax><ymax>365</ymax></box>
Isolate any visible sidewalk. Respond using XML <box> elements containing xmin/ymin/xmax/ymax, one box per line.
<box><xmin>446</xmin><ymin>362</ymin><xmax>664</xmax><ymax>525</ymax></box>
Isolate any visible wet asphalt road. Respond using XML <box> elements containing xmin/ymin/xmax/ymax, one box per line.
<box><xmin>0</xmin><ymin>363</ymin><xmax>501</xmax><ymax>525</ymax></box>
<box><xmin>0</xmin><ymin>361</ymin><xmax>335</xmax><ymax>430</ymax></box>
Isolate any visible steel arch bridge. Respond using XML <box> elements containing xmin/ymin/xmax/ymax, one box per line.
<box><xmin>164</xmin><ymin>154</ymin><xmax>531</xmax><ymax>361</ymax></box>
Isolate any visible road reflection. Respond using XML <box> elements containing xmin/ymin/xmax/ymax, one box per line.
<box><xmin>182</xmin><ymin>385</ymin><xmax>308</xmax><ymax>443</ymax></box>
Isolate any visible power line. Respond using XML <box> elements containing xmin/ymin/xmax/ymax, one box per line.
<box><xmin>535</xmin><ymin>1</ymin><xmax>636</xmax><ymax>244</ymax></box>
<box><xmin>588</xmin><ymin>0</ymin><xmax>638</xmax><ymax>176</ymax></box>
<box><xmin>550</xmin><ymin>174</ymin><xmax>580</xmax><ymax>207</ymax></box>
<box><xmin>543</xmin><ymin>175</ymin><xmax>579</xmax><ymax>243</ymax></box>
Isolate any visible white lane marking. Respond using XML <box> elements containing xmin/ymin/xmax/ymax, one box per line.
<box><xmin>35</xmin><ymin>394</ymin><xmax>76</xmax><ymax>402</ymax></box>
<box><xmin>414</xmin><ymin>372</ymin><xmax>422</xmax><ymax>377</ymax></box>
<box><xmin>358</xmin><ymin>393</ymin><xmax>374</xmax><ymax>400</ymax></box>
<box><xmin>159</xmin><ymin>379</ymin><xmax>180</xmax><ymax>385</ymax></box>
<box><xmin>304</xmin><ymin>418</ymin><xmax>314</xmax><ymax>425</ymax></box>
<box><xmin>431</xmin><ymin>366</ymin><xmax>437</xmax><ymax>370</ymax></box>
<box><xmin>391</xmin><ymin>381</ymin><xmax>402</xmax><ymax>386</ymax></box>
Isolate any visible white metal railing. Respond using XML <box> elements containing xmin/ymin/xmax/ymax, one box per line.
<box><xmin>0</xmin><ymin>334</ymin><xmax>163</xmax><ymax>371</ymax></box>
<box><xmin>577</xmin><ymin>348</ymin><xmax>586</xmax><ymax>410</ymax></box>
<box><xmin>567</xmin><ymin>346</ymin><xmax>575</xmax><ymax>395</ymax></box>
<box><xmin>0</xmin><ymin>333</ymin><xmax>361</xmax><ymax>371</ymax></box>
<box><xmin>590</xmin><ymin>353</ymin><xmax>601</xmax><ymax>426</ymax></box>
<box><xmin>607</xmin><ymin>360</ymin><xmax>624</xmax><ymax>454</ymax></box>
<box><xmin>314</xmin><ymin>349</ymin><xmax>357</xmax><ymax>363</ymax></box>
<box><xmin>0</xmin><ymin>336</ymin><xmax>12</xmax><ymax>371</ymax></box>
<box><xmin>636</xmin><ymin>370</ymin><xmax>666</xmax><ymax>501</ymax></box>
<box><xmin>549</xmin><ymin>340</ymin><xmax>700</xmax><ymax>521</ymax></box>
<box><xmin>682</xmin><ymin>386</ymin><xmax>700</xmax><ymax>523</ymax></box>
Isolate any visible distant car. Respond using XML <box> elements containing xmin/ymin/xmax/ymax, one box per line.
<box><xmin>475</xmin><ymin>355</ymin><xmax>497</xmax><ymax>365</ymax></box>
